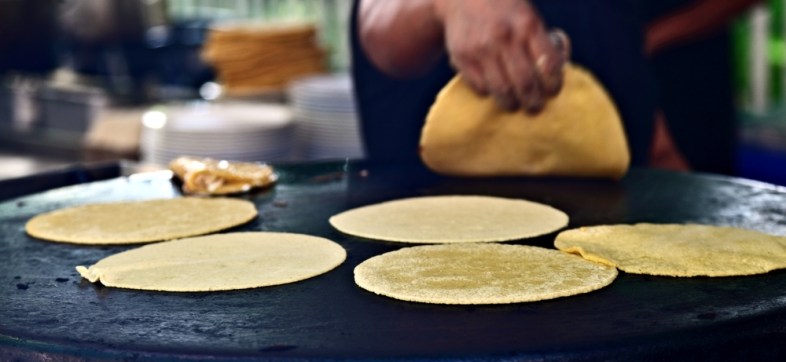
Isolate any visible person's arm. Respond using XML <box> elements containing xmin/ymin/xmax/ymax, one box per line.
<box><xmin>358</xmin><ymin>0</ymin><xmax>568</xmax><ymax>112</ymax></box>
<box><xmin>646</xmin><ymin>0</ymin><xmax>762</xmax><ymax>55</ymax></box>
<box><xmin>358</xmin><ymin>0</ymin><xmax>444</xmax><ymax>79</ymax></box>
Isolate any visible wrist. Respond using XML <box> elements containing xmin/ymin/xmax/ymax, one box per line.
<box><xmin>432</xmin><ymin>0</ymin><xmax>448</xmax><ymax>25</ymax></box>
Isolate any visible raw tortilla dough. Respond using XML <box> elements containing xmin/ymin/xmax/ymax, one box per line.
<box><xmin>354</xmin><ymin>243</ymin><xmax>617</xmax><ymax>304</ymax></box>
<box><xmin>26</xmin><ymin>198</ymin><xmax>257</xmax><ymax>245</ymax></box>
<box><xmin>329</xmin><ymin>195</ymin><xmax>568</xmax><ymax>243</ymax></box>
<box><xmin>555</xmin><ymin>223</ymin><xmax>786</xmax><ymax>277</ymax></box>
<box><xmin>76</xmin><ymin>232</ymin><xmax>346</xmax><ymax>292</ymax></box>
<box><xmin>420</xmin><ymin>64</ymin><xmax>629</xmax><ymax>178</ymax></box>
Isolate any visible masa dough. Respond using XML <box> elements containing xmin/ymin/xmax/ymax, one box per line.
<box><xmin>76</xmin><ymin>232</ymin><xmax>346</xmax><ymax>292</ymax></box>
<box><xmin>354</xmin><ymin>243</ymin><xmax>617</xmax><ymax>304</ymax></box>
<box><xmin>26</xmin><ymin>198</ymin><xmax>257</xmax><ymax>245</ymax></box>
<box><xmin>420</xmin><ymin>64</ymin><xmax>629</xmax><ymax>178</ymax></box>
<box><xmin>329</xmin><ymin>195</ymin><xmax>568</xmax><ymax>243</ymax></box>
<box><xmin>555</xmin><ymin>223</ymin><xmax>786</xmax><ymax>277</ymax></box>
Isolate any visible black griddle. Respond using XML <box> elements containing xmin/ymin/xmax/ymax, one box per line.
<box><xmin>2</xmin><ymin>160</ymin><xmax>786</xmax><ymax>361</ymax></box>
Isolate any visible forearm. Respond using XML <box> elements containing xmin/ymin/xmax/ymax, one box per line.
<box><xmin>358</xmin><ymin>0</ymin><xmax>445</xmax><ymax>78</ymax></box>
<box><xmin>358</xmin><ymin>0</ymin><xmax>566</xmax><ymax>112</ymax></box>
<box><xmin>646</xmin><ymin>0</ymin><xmax>761</xmax><ymax>54</ymax></box>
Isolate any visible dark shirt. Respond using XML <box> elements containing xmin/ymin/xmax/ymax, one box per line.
<box><xmin>351</xmin><ymin>0</ymin><xmax>656</xmax><ymax>167</ymax></box>
<box><xmin>641</xmin><ymin>1</ymin><xmax>737</xmax><ymax>175</ymax></box>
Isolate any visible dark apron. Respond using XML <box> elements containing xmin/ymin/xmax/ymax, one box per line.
<box><xmin>351</xmin><ymin>0</ymin><xmax>655</xmax><ymax>167</ymax></box>
<box><xmin>640</xmin><ymin>0</ymin><xmax>737</xmax><ymax>175</ymax></box>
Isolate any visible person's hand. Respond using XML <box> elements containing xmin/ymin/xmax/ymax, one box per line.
<box><xmin>434</xmin><ymin>0</ymin><xmax>570</xmax><ymax>113</ymax></box>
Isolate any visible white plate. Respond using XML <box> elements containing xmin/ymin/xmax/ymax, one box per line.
<box><xmin>144</xmin><ymin>102</ymin><xmax>293</xmax><ymax>133</ymax></box>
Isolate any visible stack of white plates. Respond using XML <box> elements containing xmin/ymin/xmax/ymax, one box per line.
<box><xmin>140</xmin><ymin>102</ymin><xmax>294</xmax><ymax>165</ymax></box>
<box><xmin>288</xmin><ymin>74</ymin><xmax>364</xmax><ymax>160</ymax></box>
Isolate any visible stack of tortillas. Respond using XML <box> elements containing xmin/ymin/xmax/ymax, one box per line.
<box><xmin>201</xmin><ymin>23</ymin><xmax>327</xmax><ymax>95</ymax></box>
<box><xmin>420</xmin><ymin>64</ymin><xmax>630</xmax><ymax>179</ymax></box>
<box><xmin>331</xmin><ymin>195</ymin><xmax>618</xmax><ymax>305</ymax></box>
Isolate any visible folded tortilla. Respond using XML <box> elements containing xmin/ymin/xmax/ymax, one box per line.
<box><xmin>420</xmin><ymin>64</ymin><xmax>629</xmax><ymax>178</ymax></box>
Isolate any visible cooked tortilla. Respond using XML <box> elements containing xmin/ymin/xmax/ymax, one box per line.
<box><xmin>420</xmin><ymin>64</ymin><xmax>629</xmax><ymax>178</ymax></box>
<box><xmin>555</xmin><ymin>223</ymin><xmax>786</xmax><ymax>277</ymax></box>
<box><xmin>354</xmin><ymin>243</ymin><xmax>617</xmax><ymax>304</ymax></box>
<box><xmin>329</xmin><ymin>195</ymin><xmax>568</xmax><ymax>243</ymax></box>
<box><xmin>169</xmin><ymin>156</ymin><xmax>277</xmax><ymax>195</ymax></box>
<box><xmin>26</xmin><ymin>198</ymin><xmax>257</xmax><ymax>245</ymax></box>
<box><xmin>76</xmin><ymin>232</ymin><xmax>346</xmax><ymax>292</ymax></box>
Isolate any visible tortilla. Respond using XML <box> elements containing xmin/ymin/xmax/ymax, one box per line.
<box><xmin>555</xmin><ymin>223</ymin><xmax>786</xmax><ymax>277</ymax></box>
<box><xmin>76</xmin><ymin>232</ymin><xmax>346</xmax><ymax>292</ymax></box>
<box><xmin>329</xmin><ymin>195</ymin><xmax>568</xmax><ymax>243</ymax></box>
<box><xmin>354</xmin><ymin>243</ymin><xmax>617</xmax><ymax>304</ymax></box>
<box><xmin>26</xmin><ymin>198</ymin><xmax>257</xmax><ymax>245</ymax></box>
<box><xmin>420</xmin><ymin>64</ymin><xmax>629</xmax><ymax>179</ymax></box>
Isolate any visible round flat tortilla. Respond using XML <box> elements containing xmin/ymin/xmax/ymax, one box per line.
<box><xmin>555</xmin><ymin>223</ymin><xmax>786</xmax><ymax>277</ymax></box>
<box><xmin>330</xmin><ymin>195</ymin><xmax>568</xmax><ymax>244</ymax></box>
<box><xmin>76</xmin><ymin>232</ymin><xmax>346</xmax><ymax>292</ymax></box>
<box><xmin>354</xmin><ymin>243</ymin><xmax>617</xmax><ymax>304</ymax></box>
<box><xmin>420</xmin><ymin>64</ymin><xmax>629</xmax><ymax>179</ymax></box>
<box><xmin>26</xmin><ymin>198</ymin><xmax>257</xmax><ymax>245</ymax></box>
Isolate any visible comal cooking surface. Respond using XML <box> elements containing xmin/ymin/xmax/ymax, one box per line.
<box><xmin>2</xmin><ymin>161</ymin><xmax>786</xmax><ymax>360</ymax></box>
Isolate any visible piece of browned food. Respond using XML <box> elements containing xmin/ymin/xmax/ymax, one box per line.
<box><xmin>169</xmin><ymin>156</ymin><xmax>277</xmax><ymax>195</ymax></box>
<box><xmin>420</xmin><ymin>64</ymin><xmax>629</xmax><ymax>179</ymax></box>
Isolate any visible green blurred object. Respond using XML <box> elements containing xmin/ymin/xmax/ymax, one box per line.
<box><xmin>733</xmin><ymin>0</ymin><xmax>786</xmax><ymax>116</ymax></box>
<box><xmin>733</xmin><ymin>1</ymin><xmax>786</xmax><ymax>185</ymax></box>
<box><xmin>768</xmin><ymin>0</ymin><xmax>784</xmax><ymax>102</ymax></box>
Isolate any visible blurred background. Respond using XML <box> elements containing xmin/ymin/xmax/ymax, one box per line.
<box><xmin>0</xmin><ymin>0</ymin><xmax>784</xmax><ymax>185</ymax></box>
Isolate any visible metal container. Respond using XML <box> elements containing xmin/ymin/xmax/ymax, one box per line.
<box><xmin>35</xmin><ymin>83</ymin><xmax>107</xmax><ymax>134</ymax></box>
<box><xmin>0</xmin><ymin>78</ymin><xmax>41</xmax><ymax>132</ymax></box>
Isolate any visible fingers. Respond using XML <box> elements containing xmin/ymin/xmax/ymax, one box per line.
<box><xmin>542</xmin><ymin>29</ymin><xmax>571</xmax><ymax>97</ymax></box>
<box><xmin>499</xmin><ymin>41</ymin><xmax>543</xmax><ymax>113</ymax></box>
<box><xmin>498</xmin><ymin>27</ymin><xmax>570</xmax><ymax>113</ymax></box>
<box><xmin>442</xmin><ymin>0</ymin><xmax>571</xmax><ymax>113</ymax></box>
<box><xmin>549</xmin><ymin>28</ymin><xmax>571</xmax><ymax>61</ymax></box>
<box><xmin>526</xmin><ymin>27</ymin><xmax>567</xmax><ymax>98</ymax></box>
<box><xmin>458</xmin><ymin>59</ymin><xmax>489</xmax><ymax>97</ymax></box>
<box><xmin>486</xmin><ymin>21</ymin><xmax>567</xmax><ymax>113</ymax></box>
<box><xmin>455</xmin><ymin>48</ymin><xmax>521</xmax><ymax>111</ymax></box>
